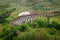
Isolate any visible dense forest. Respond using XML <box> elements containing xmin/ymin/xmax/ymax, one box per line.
<box><xmin>0</xmin><ymin>0</ymin><xmax>60</xmax><ymax>40</ymax></box>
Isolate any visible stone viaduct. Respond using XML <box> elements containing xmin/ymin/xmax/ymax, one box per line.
<box><xmin>10</xmin><ymin>13</ymin><xmax>60</xmax><ymax>25</ymax></box>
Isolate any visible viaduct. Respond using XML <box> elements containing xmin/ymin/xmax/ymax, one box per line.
<box><xmin>10</xmin><ymin>13</ymin><xmax>60</xmax><ymax>26</ymax></box>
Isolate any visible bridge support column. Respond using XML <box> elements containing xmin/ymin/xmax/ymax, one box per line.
<box><xmin>47</xmin><ymin>15</ymin><xmax>50</xmax><ymax>27</ymax></box>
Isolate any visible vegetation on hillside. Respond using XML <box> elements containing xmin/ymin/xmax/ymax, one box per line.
<box><xmin>0</xmin><ymin>0</ymin><xmax>60</xmax><ymax>40</ymax></box>
<box><xmin>0</xmin><ymin>20</ymin><xmax>60</xmax><ymax>40</ymax></box>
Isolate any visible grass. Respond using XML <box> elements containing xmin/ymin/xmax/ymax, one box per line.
<box><xmin>50</xmin><ymin>17</ymin><xmax>60</xmax><ymax>24</ymax></box>
<box><xmin>37</xmin><ymin>16</ymin><xmax>60</xmax><ymax>24</ymax></box>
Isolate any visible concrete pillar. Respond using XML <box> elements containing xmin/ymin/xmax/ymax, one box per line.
<box><xmin>33</xmin><ymin>15</ymin><xmax>36</xmax><ymax>20</ymax></box>
<box><xmin>10</xmin><ymin>21</ymin><xmax>13</xmax><ymax>26</ymax></box>
<box><xmin>18</xmin><ymin>18</ymin><xmax>21</xmax><ymax>24</ymax></box>
<box><xmin>12</xmin><ymin>20</ymin><xmax>15</xmax><ymax>25</ymax></box>
<box><xmin>45</xmin><ymin>14</ymin><xmax>47</xmax><ymax>17</ymax></box>
<box><xmin>38</xmin><ymin>14</ymin><xmax>41</xmax><ymax>17</ymax></box>
<box><xmin>15</xmin><ymin>19</ymin><xmax>18</xmax><ymax>24</ymax></box>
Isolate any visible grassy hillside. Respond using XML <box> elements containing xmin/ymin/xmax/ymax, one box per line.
<box><xmin>0</xmin><ymin>0</ymin><xmax>60</xmax><ymax>25</ymax></box>
<box><xmin>0</xmin><ymin>0</ymin><xmax>60</xmax><ymax>39</ymax></box>
<box><xmin>0</xmin><ymin>0</ymin><xmax>60</xmax><ymax>24</ymax></box>
<box><xmin>0</xmin><ymin>0</ymin><xmax>60</xmax><ymax>20</ymax></box>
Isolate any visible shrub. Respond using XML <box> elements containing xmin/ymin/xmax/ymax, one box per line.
<box><xmin>50</xmin><ymin>21</ymin><xmax>60</xmax><ymax>30</ymax></box>
<box><xmin>14</xmin><ymin>28</ymin><xmax>60</xmax><ymax>40</ymax></box>
<box><xmin>19</xmin><ymin>24</ymin><xmax>29</xmax><ymax>32</ymax></box>
<box><xmin>47</xmin><ymin>28</ymin><xmax>56</xmax><ymax>35</ymax></box>
<box><xmin>0</xmin><ymin>24</ymin><xmax>18</xmax><ymax>40</ymax></box>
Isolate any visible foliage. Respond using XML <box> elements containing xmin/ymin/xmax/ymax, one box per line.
<box><xmin>19</xmin><ymin>24</ymin><xmax>29</xmax><ymax>32</ymax></box>
<box><xmin>13</xmin><ymin>28</ymin><xmax>60</xmax><ymax>40</ymax></box>
<box><xmin>28</xmin><ymin>19</ymin><xmax>60</xmax><ymax>29</ymax></box>
<box><xmin>0</xmin><ymin>24</ymin><xmax>17</xmax><ymax>40</ymax></box>
<box><xmin>0</xmin><ymin>19</ymin><xmax>60</xmax><ymax>40</ymax></box>
<box><xmin>0</xmin><ymin>4</ymin><xmax>10</xmax><ymax>12</ymax></box>
<box><xmin>49</xmin><ymin>21</ymin><xmax>60</xmax><ymax>30</ymax></box>
<box><xmin>47</xmin><ymin>28</ymin><xmax>56</xmax><ymax>35</ymax></box>
<box><xmin>0</xmin><ymin>8</ymin><xmax>16</xmax><ymax>23</ymax></box>
<box><xmin>0</xmin><ymin>0</ymin><xmax>60</xmax><ymax>40</ymax></box>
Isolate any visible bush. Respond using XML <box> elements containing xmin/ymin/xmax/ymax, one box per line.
<box><xmin>0</xmin><ymin>24</ymin><xmax>18</xmax><ymax>40</ymax></box>
<box><xmin>47</xmin><ymin>28</ymin><xmax>56</xmax><ymax>35</ymax></box>
<box><xmin>0</xmin><ymin>19</ymin><xmax>60</xmax><ymax>40</ymax></box>
<box><xmin>19</xmin><ymin>24</ymin><xmax>29</xmax><ymax>32</ymax></box>
<box><xmin>14</xmin><ymin>28</ymin><xmax>60</xmax><ymax>40</ymax></box>
<box><xmin>49</xmin><ymin>21</ymin><xmax>60</xmax><ymax>30</ymax></box>
<box><xmin>28</xmin><ymin>20</ymin><xmax>49</xmax><ymax>28</ymax></box>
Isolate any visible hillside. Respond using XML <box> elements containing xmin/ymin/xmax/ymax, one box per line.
<box><xmin>0</xmin><ymin>0</ymin><xmax>60</xmax><ymax>40</ymax></box>
<box><xmin>0</xmin><ymin>0</ymin><xmax>60</xmax><ymax>22</ymax></box>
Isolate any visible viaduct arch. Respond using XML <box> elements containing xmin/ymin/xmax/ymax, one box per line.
<box><xmin>10</xmin><ymin>13</ymin><xmax>60</xmax><ymax>25</ymax></box>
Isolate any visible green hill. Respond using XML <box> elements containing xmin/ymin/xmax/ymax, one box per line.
<box><xmin>0</xmin><ymin>0</ymin><xmax>60</xmax><ymax>22</ymax></box>
<box><xmin>0</xmin><ymin>0</ymin><xmax>60</xmax><ymax>40</ymax></box>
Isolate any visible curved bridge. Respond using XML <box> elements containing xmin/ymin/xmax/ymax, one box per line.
<box><xmin>10</xmin><ymin>13</ymin><xmax>60</xmax><ymax>25</ymax></box>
